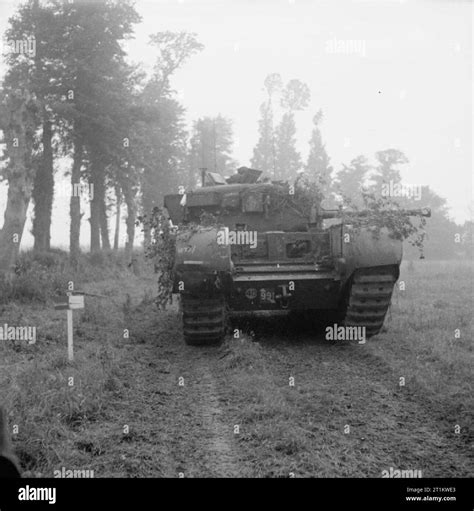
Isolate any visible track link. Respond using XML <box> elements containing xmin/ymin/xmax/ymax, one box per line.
<box><xmin>343</xmin><ymin>268</ymin><xmax>397</xmax><ymax>337</ymax></box>
<box><xmin>181</xmin><ymin>297</ymin><xmax>226</xmax><ymax>346</ymax></box>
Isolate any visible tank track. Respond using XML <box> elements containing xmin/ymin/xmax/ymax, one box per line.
<box><xmin>181</xmin><ymin>297</ymin><xmax>226</xmax><ymax>345</ymax></box>
<box><xmin>343</xmin><ymin>268</ymin><xmax>397</xmax><ymax>337</ymax></box>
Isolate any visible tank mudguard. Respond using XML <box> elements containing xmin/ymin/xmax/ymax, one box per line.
<box><xmin>331</xmin><ymin>225</ymin><xmax>402</xmax><ymax>283</ymax></box>
<box><xmin>173</xmin><ymin>227</ymin><xmax>232</xmax><ymax>297</ymax></box>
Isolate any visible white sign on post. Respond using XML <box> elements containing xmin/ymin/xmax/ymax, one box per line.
<box><xmin>68</xmin><ymin>294</ymin><xmax>85</xmax><ymax>310</ymax></box>
<box><xmin>55</xmin><ymin>291</ymin><xmax>84</xmax><ymax>361</ymax></box>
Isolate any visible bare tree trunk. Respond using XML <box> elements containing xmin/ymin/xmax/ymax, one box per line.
<box><xmin>32</xmin><ymin>119</ymin><xmax>54</xmax><ymax>252</ymax></box>
<box><xmin>122</xmin><ymin>175</ymin><xmax>136</xmax><ymax>258</ymax></box>
<box><xmin>0</xmin><ymin>91</ymin><xmax>36</xmax><ymax>275</ymax></box>
<box><xmin>113</xmin><ymin>185</ymin><xmax>121</xmax><ymax>251</ymax></box>
<box><xmin>89</xmin><ymin>155</ymin><xmax>102</xmax><ymax>254</ymax></box>
<box><xmin>69</xmin><ymin>138</ymin><xmax>83</xmax><ymax>265</ymax></box>
<box><xmin>100</xmin><ymin>193</ymin><xmax>111</xmax><ymax>251</ymax></box>
<box><xmin>0</xmin><ymin>181</ymin><xmax>31</xmax><ymax>273</ymax></box>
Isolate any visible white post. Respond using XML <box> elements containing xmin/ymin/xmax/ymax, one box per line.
<box><xmin>67</xmin><ymin>309</ymin><xmax>74</xmax><ymax>361</ymax></box>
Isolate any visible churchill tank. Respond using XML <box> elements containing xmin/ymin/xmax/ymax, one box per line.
<box><xmin>164</xmin><ymin>167</ymin><xmax>430</xmax><ymax>345</ymax></box>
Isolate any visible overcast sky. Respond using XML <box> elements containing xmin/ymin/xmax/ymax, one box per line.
<box><xmin>0</xmin><ymin>0</ymin><xmax>472</xmax><ymax>248</ymax></box>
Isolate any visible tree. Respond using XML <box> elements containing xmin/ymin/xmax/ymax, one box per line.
<box><xmin>459</xmin><ymin>214</ymin><xmax>473</xmax><ymax>260</ymax></box>
<box><xmin>56</xmin><ymin>0</ymin><xmax>140</xmax><ymax>253</ymax></box>
<box><xmin>2</xmin><ymin>0</ymin><xmax>62</xmax><ymax>253</ymax></box>
<box><xmin>401</xmin><ymin>186</ymin><xmax>459</xmax><ymax>260</ymax></box>
<box><xmin>274</xmin><ymin>113</ymin><xmax>301</xmax><ymax>181</ymax></box>
<box><xmin>113</xmin><ymin>183</ymin><xmax>122</xmax><ymax>251</ymax></box>
<box><xmin>188</xmin><ymin>115</ymin><xmax>236</xmax><ymax>184</ymax></box>
<box><xmin>251</xmin><ymin>73</ymin><xmax>282</xmax><ymax>176</ymax></box>
<box><xmin>335</xmin><ymin>154</ymin><xmax>371</xmax><ymax>207</ymax></box>
<box><xmin>0</xmin><ymin>89</ymin><xmax>39</xmax><ymax>274</ymax></box>
<box><xmin>281</xmin><ymin>79</ymin><xmax>310</xmax><ymax>112</ymax></box>
<box><xmin>370</xmin><ymin>148</ymin><xmax>408</xmax><ymax>195</ymax></box>
<box><xmin>305</xmin><ymin>110</ymin><xmax>333</xmax><ymax>199</ymax></box>
<box><xmin>251</xmin><ymin>102</ymin><xmax>274</xmax><ymax>175</ymax></box>
<box><xmin>274</xmin><ymin>79</ymin><xmax>310</xmax><ymax>181</ymax></box>
<box><xmin>69</xmin><ymin>133</ymin><xmax>83</xmax><ymax>265</ymax></box>
<box><xmin>264</xmin><ymin>73</ymin><xmax>283</xmax><ymax>101</ymax></box>
<box><xmin>149</xmin><ymin>31</ymin><xmax>204</xmax><ymax>96</ymax></box>
<box><xmin>138</xmin><ymin>31</ymin><xmax>202</xmax><ymax>244</ymax></box>
<box><xmin>365</xmin><ymin>148</ymin><xmax>459</xmax><ymax>259</ymax></box>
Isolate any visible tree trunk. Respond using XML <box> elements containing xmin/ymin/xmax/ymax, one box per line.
<box><xmin>0</xmin><ymin>181</ymin><xmax>31</xmax><ymax>273</ymax></box>
<box><xmin>141</xmin><ymin>183</ymin><xmax>155</xmax><ymax>248</ymax></box>
<box><xmin>143</xmin><ymin>220</ymin><xmax>151</xmax><ymax>248</ymax></box>
<box><xmin>113</xmin><ymin>185</ymin><xmax>121</xmax><ymax>251</ymax></box>
<box><xmin>0</xmin><ymin>91</ymin><xmax>36</xmax><ymax>275</ymax></box>
<box><xmin>89</xmin><ymin>154</ymin><xmax>102</xmax><ymax>254</ymax></box>
<box><xmin>32</xmin><ymin>119</ymin><xmax>54</xmax><ymax>252</ymax></box>
<box><xmin>69</xmin><ymin>138</ymin><xmax>83</xmax><ymax>265</ymax></box>
<box><xmin>100</xmin><ymin>193</ymin><xmax>111</xmax><ymax>251</ymax></box>
<box><xmin>122</xmin><ymin>175</ymin><xmax>136</xmax><ymax>258</ymax></box>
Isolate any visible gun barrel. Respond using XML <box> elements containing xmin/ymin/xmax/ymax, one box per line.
<box><xmin>320</xmin><ymin>207</ymin><xmax>431</xmax><ymax>219</ymax></box>
<box><xmin>403</xmin><ymin>208</ymin><xmax>431</xmax><ymax>217</ymax></box>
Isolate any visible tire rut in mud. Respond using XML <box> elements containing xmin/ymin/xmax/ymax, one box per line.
<box><xmin>161</xmin><ymin>347</ymin><xmax>246</xmax><ymax>477</ymax></box>
<box><xmin>123</xmin><ymin>302</ymin><xmax>248</xmax><ymax>477</ymax></box>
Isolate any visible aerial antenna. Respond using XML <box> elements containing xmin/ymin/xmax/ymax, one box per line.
<box><xmin>213</xmin><ymin>119</ymin><xmax>217</xmax><ymax>172</ymax></box>
<box><xmin>199</xmin><ymin>167</ymin><xmax>208</xmax><ymax>187</ymax></box>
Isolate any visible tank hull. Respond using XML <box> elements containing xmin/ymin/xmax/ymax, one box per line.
<box><xmin>164</xmin><ymin>175</ymin><xmax>428</xmax><ymax>345</ymax></box>
<box><xmin>173</xmin><ymin>225</ymin><xmax>402</xmax><ymax>344</ymax></box>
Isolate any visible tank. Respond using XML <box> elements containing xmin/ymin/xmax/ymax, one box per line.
<box><xmin>164</xmin><ymin>167</ymin><xmax>430</xmax><ymax>345</ymax></box>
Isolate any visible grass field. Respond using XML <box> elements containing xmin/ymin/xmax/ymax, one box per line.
<box><xmin>217</xmin><ymin>259</ymin><xmax>473</xmax><ymax>476</ymax></box>
<box><xmin>374</xmin><ymin>260</ymin><xmax>473</xmax><ymax>436</ymax></box>
<box><xmin>0</xmin><ymin>256</ymin><xmax>472</xmax><ymax>477</ymax></box>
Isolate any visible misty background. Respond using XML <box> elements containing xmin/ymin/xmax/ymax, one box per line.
<box><xmin>0</xmin><ymin>0</ymin><xmax>472</xmax><ymax>252</ymax></box>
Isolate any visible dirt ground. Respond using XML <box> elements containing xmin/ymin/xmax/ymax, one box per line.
<box><xmin>1</xmin><ymin>260</ymin><xmax>473</xmax><ymax>477</ymax></box>
<box><xmin>109</xmin><ymin>314</ymin><xmax>472</xmax><ymax>477</ymax></box>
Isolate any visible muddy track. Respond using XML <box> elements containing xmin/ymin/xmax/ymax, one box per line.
<box><xmin>120</xmin><ymin>302</ymin><xmax>250</xmax><ymax>477</ymax></box>
<box><xmin>164</xmin><ymin>346</ymin><xmax>247</xmax><ymax>477</ymax></box>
